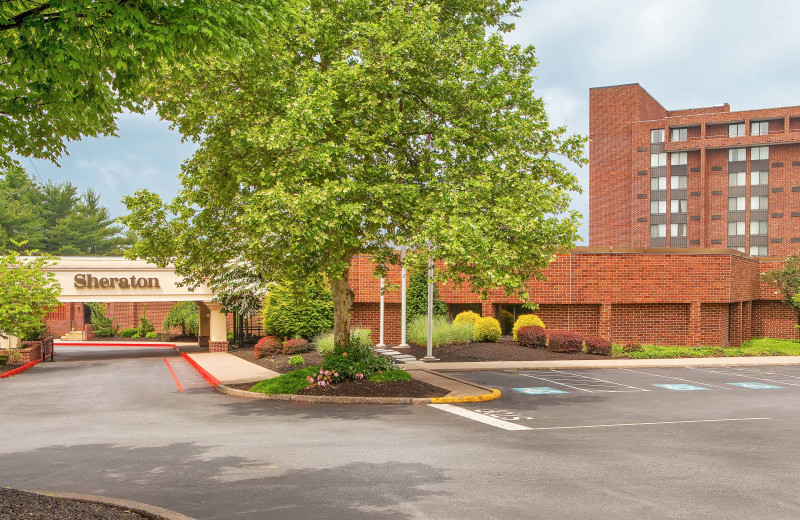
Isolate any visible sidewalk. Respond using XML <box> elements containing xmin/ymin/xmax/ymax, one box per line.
<box><xmin>184</xmin><ymin>352</ymin><xmax>279</xmax><ymax>384</ymax></box>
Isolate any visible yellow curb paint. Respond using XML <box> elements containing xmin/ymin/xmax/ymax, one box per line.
<box><xmin>431</xmin><ymin>389</ymin><xmax>501</xmax><ymax>404</ymax></box>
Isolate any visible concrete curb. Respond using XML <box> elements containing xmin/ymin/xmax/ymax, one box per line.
<box><xmin>28</xmin><ymin>491</ymin><xmax>195</xmax><ymax>520</ymax></box>
<box><xmin>215</xmin><ymin>381</ymin><xmax>501</xmax><ymax>405</ymax></box>
<box><xmin>180</xmin><ymin>351</ymin><xmax>221</xmax><ymax>387</ymax></box>
<box><xmin>0</xmin><ymin>359</ymin><xmax>41</xmax><ymax>379</ymax></box>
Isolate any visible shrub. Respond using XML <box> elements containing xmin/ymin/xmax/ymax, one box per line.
<box><xmin>623</xmin><ymin>342</ymin><xmax>642</xmax><ymax>353</ymax></box>
<box><xmin>0</xmin><ymin>355</ymin><xmax>7</xmax><ymax>367</ymax></box>
<box><xmin>473</xmin><ymin>317</ymin><xmax>502</xmax><ymax>342</ymax></box>
<box><xmin>86</xmin><ymin>302</ymin><xmax>118</xmax><ymax>338</ymax></box>
<box><xmin>547</xmin><ymin>330</ymin><xmax>584</xmax><ymax>353</ymax></box>
<box><xmin>408</xmin><ymin>315</ymin><xmax>473</xmax><ymax>348</ymax></box>
<box><xmin>369</xmin><ymin>369</ymin><xmax>412</xmax><ymax>382</ymax></box>
<box><xmin>450</xmin><ymin>321</ymin><xmax>474</xmax><ymax>344</ymax></box>
<box><xmin>320</xmin><ymin>333</ymin><xmax>395</xmax><ymax>382</ymax></box>
<box><xmin>512</xmin><ymin>314</ymin><xmax>545</xmax><ymax>340</ymax></box>
<box><xmin>162</xmin><ymin>302</ymin><xmax>199</xmax><ymax>336</ymax></box>
<box><xmin>498</xmin><ymin>310</ymin><xmax>514</xmax><ymax>335</ymax></box>
<box><xmin>289</xmin><ymin>355</ymin><xmax>305</xmax><ymax>366</ymax></box>
<box><xmin>453</xmin><ymin>310</ymin><xmax>481</xmax><ymax>326</ymax></box>
<box><xmin>312</xmin><ymin>329</ymin><xmax>371</xmax><ymax>354</ymax></box>
<box><xmin>406</xmin><ymin>269</ymin><xmax>447</xmax><ymax>325</ymax></box>
<box><xmin>254</xmin><ymin>336</ymin><xmax>282</xmax><ymax>359</ymax></box>
<box><xmin>131</xmin><ymin>333</ymin><xmax>140</xmax><ymax>339</ymax></box>
<box><xmin>585</xmin><ymin>336</ymin><xmax>612</xmax><ymax>356</ymax></box>
<box><xmin>137</xmin><ymin>307</ymin><xmax>155</xmax><ymax>337</ymax></box>
<box><xmin>517</xmin><ymin>325</ymin><xmax>546</xmax><ymax>348</ymax></box>
<box><xmin>145</xmin><ymin>332</ymin><xmax>158</xmax><ymax>339</ymax></box>
<box><xmin>119</xmin><ymin>328</ymin><xmax>138</xmax><ymax>338</ymax></box>
<box><xmin>283</xmin><ymin>338</ymin><xmax>311</xmax><ymax>355</ymax></box>
<box><xmin>262</xmin><ymin>282</ymin><xmax>334</xmax><ymax>339</ymax></box>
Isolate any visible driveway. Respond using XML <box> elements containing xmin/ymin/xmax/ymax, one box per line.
<box><xmin>3</xmin><ymin>351</ymin><xmax>800</xmax><ymax>519</ymax></box>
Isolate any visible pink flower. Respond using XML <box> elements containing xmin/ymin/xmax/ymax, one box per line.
<box><xmin>334</xmin><ymin>372</ymin><xmax>339</xmax><ymax>378</ymax></box>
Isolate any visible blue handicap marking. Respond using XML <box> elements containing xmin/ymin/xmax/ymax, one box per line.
<box><xmin>653</xmin><ymin>384</ymin><xmax>709</xmax><ymax>391</ymax></box>
<box><xmin>513</xmin><ymin>387</ymin><xmax>568</xmax><ymax>395</ymax></box>
<box><xmin>728</xmin><ymin>382</ymin><xmax>784</xmax><ymax>389</ymax></box>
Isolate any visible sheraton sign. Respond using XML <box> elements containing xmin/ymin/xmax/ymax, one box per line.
<box><xmin>74</xmin><ymin>273</ymin><xmax>160</xmax><ymax>289</ymax></box>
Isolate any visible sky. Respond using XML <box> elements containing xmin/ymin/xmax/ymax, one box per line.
<box><xmin>21</xmin><ymin>0</ymin><xmax>800</xmax><ymax>244</ymax></box>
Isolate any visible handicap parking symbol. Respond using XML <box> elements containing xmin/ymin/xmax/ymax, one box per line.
<box><xmin>727</xmin><ymin>382</ymin><xmax>784</xmax><ymax>389</ymax></box>
<box><xmin>512</xmin><ymin>387</ymin><xmax>568</xmax><ymax>395</ymax></box>
<box><xmin>653</xmin><ymin>384</ymin><xmax>709</xmax><ymax>391</ymax></box>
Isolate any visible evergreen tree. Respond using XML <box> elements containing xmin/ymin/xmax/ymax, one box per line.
<box><xmin>406</xmin><ymin>269</ymin><xmax>447</xmax><ymax>325</ymax></box>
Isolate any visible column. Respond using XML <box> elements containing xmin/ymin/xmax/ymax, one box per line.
<box><xmin>480</xmin><ymin>301</ymin><xmax>495</xmax><ymax>318</ymax></box>
<box><xmin>729</xmin><ymin>302</ymin><xmax>743</xmax><ymax>347</ymax></box>
<box><xmin>598</xmin><ymin>303</ymin><xmax>612</xmax><ymax>340</ymax></box>
<box><xmin>198</xmin><ymin>303</ymin><xmax>210</xmax><ymax>348</ymax></box>
<box><xmin>207</xmin><ymin>302</ymin><xmax>229</xmax><ymax>352</ymax></box>
<box><xmin>687</xmin><ymin>301</ymin><xmax>702</xmax><ymax>346</ymax></box>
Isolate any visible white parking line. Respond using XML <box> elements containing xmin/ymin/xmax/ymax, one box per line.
<box><xmin>688</xmin><ymin>367</ymin><xmax>800</xmax><ymax>387</ymax></box>
<box><xmin>527</xmin><ymin>417</ymin><xmax>771</xmax><ymax>430</ymax></box>
<box><xmin>428</xmin><ymin>404</ymin><xmax>532</xmax><ymax>430</ymax></box>
<box><xmin>553</xmin><ymin>370</ymin><xmax>651</xmax><ymax>391</ymax></box>
<box><xmin>618</xmin><ymin>368</ymin><xmax>733</xmax><ymax>390</ymax></box>
<box><xmin>511</xmin><ymin>372</ymin><xmax>594</xmax><ymax>392</ymax></box>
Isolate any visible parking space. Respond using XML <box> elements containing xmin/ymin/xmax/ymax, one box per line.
<box><xmin>436</xmin><ymin>366</ymin><xmax>800</xmax><ymax>431</ymax></box>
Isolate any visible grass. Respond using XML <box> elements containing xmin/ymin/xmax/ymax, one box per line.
<box><xmin>368</xmin><ymin>369</ymin><xmax>412</xmax><ymax>382</ymax></box>
<box><xmin>407</xmin><ymin>315</ymin><xmax>473</xmax><ymax>347</ymax></box>
<box><xmin>312</xmin><ymin>329</ymin><xmax>372</xmax><ymax>354</ymax></box>
<box><xmin>248</xmin><ymin>366</ymin><xmax>319</xmax><ymax>395</ymax></box>
<box><xmin>612</xmin><ymin>338</ymin><xmax>800</xmax><ymax>359</ymax></box>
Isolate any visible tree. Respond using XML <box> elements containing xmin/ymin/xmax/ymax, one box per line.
<box><xmin>122</xmin><ymin>0</ymin><xmax>585</xmax><ymax>345</ymax></box>
<box><xmin>262</xmin><ymin>283</ymin><xmax>334</xmax><ymax>340</ymax></box>
<box><xmin>163</xmin><ymin>302</ymin><xmax>199</xmax><ymax>336</ymax></box>
<box><xmin>406</xmin><ymin>269</ymin><xmax>447</xmax><ymax>325</ymax></box>
<box><xmin>0</xmin><ymin>0</ymin><xmax>283</xmax><ymax>168</ymax></box>
<box><xmin>762</xmin><ymin>253</ymin><xmax>800</xmax><ymax>326</ymax></box>
<box><xmin>0</xmin><ymin>250</ymin><xmax>61</xmax><ymax>341</ymax></box>
<box><xmin>208</xmin><ymin>257</ymin><xmax>270</xmax><ymax>317</ymax></box>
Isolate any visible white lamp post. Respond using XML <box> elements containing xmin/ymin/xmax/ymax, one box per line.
<box><xmin>399</xmin><ymin>246</ymin><xmax>409</xmax><ymax>348</ymax></box>
<box><xmin>376</xmin><ymin>277</ymin><xmax>386</xmax><ymax>348</ymax></box>
<box><xmin>422</xmin><ymin>258</ymin><xmax>438</xmax><ymax>360</ymax></box>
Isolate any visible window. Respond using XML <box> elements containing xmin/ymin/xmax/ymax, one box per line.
<box><xmin>671</xmin><ymin>223</ymin><xmax>687</xmax><ymax>237</ymax></box>
<box><xmin>728</xmin><ymin>221</ymin><xmax>746</xmax><ymax>236</ymax></box>
<box><xmin>651</xmin><ymin>176</ymin><xmax>667</xmax><ymax>190</ymax></box>
<box><xmin>729</xmin><ymin>123</ymin><xmax>745</xmax><ymax>137</ymax></box>
<box><xmin>671</xmin><ymin>199</ymin><xmax>687</xmax><ymax>213</ymax></box>
<box><xmin>651</xmin><ymin>200</ymin><xmax>667</xmax><ymax>214</ymax></box>
<box><xmin>751</xmin><ymin>195</ymin><xmax>769</xmax><ymax>210</ymax></box>
<box><xmin>729</xmin><ymin>148</ymin><xmax>746</xmax><ymax>162</ymax></box>
<box><xmin>751</xmin><ymin>170</ymin><xmax>769</xmax><ymax>185</ymax></box>
<box><xmin>671</xmin><ymin>175</ymin><xmax>687</xmax><ymax>189</ymax></box>
<box><xmin>750</xmin><ymin>245</ymin><xmax>768</xmax><ymax>256</ymax></box>
<box><xmin>650</xmin><ymin>224</ymin><xmax>666</xmax><ymax>238</ymax></box>
<box><xmin>731</xmin><ymin>246</ymin><xmax>746</xmax><ymax>253</ymax></box>
<box><xmin>751</xmin><ymin>146</ymin><xmax>769</xmax><ymax>160</ymax></box>
<box><xmin>651</xmin><ymin>129</ymin><xmax>664</xmax><ymax>143</ymax></box>
<box><xmin>671</xmin><ymin>152</ymin><xmax>687</xmax><ymax>165</ymax></box>
<box><xmin>651</xmin><ymin>152</ymin><xmax>667</xmax><ymax>167</ymax></box>
<box><xmin>671</xmin><ymin>128</ymin><xmax>688</xmax><ymax>141</ymax></box>
<box><xmin>728</xmin><ymin>196</ymin><xmax>746</xmax><ymax>211</ymax></box>
<box><xmin>750</xmin><ymin>220</ymin><xmax>768</xmax><ymax>235</ymax></box>
<box><xmin>751</xmin><ymin>121</ymin><xmax>769</xmax><ymax>136</ymax></box>
<box><xmin>729</xmin><ymin>172</ymin><xmax>747</xmax><ymax>186</ymax></box>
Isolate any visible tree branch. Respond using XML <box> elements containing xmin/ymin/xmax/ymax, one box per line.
<box><xmin>0</xmin><ymin>3</ymin><xmax>52</xmax><ymax>32</ymax></box>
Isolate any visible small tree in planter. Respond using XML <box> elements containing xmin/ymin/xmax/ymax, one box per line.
<box><xmin>0</xmin><ymin>250</ymin><xmax>60</xmax><ymax>347</ymax></box>
<box><xmin>763</xmin><ymin>254</ymin><xmax>800</xmax><ymax>331</ymax></box>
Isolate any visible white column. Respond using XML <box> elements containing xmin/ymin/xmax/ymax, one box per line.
<box><xmin>207</xmin><ymin>303</ymin><xmax>227</xmax><ymax>343</ymax></box>
<box><xmin>399</xmin><ymin>247</ymin><xmax>409</xmax><ymax>347</ymax></box>
<box><xmin>423</xmin><ymin>258</ymin><xmax>437</xmax><ymax>360</ymax></box>
<box><xmin>376</xmin><ymin>277</ymin><xmax>386</xmax><ymax>347</ymax></box>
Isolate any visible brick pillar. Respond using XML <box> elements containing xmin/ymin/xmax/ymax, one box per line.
<box><xmin>742</xmin><ymin>301</ymin><xmax>752</xmax><ymax>343</ymax></box>
<box><xmin>481</xmin><ymin>301</ymin><xmax>495</xmax><ymax>318</ymax></box>
<box><xmin>687</xmin><ymin>302</ymin><xmax>702</xmax><ymax>346</ymax></box>
<box><xmin>598</xmin><ymin>303</ymin><xmax>612</xmax><ymax>340</ymax></box>
<box><xmin>729</xmin><ymin>302</ymin><xmax>743</xmax><ymax>347</ymax></box>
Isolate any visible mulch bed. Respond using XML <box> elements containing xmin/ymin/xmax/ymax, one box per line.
<box><xmin>405</xmin><ymin>338</ymin><xmax>613</xmax><ymax>362</ymax></box>
<box><xmin>0</xmin><ymin>488</ymin><xmax>149</xmax><ymax>519</ymax></box>
<box><xmin>0</xmin><ymin>362</ymin><xmax>25</xmax><ymax>376</ymax></box>
<box><xmin>296</xmin><ymin>379</ymin><xmax>449</xmax><ymax>398</ymax></box>
<box><xmin>228</xmin><ymin>347</ymin><xmax>324</xmax><ymax>374</ymax></box>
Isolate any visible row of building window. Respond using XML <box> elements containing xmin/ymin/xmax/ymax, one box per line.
<box><xmin>728</xmin><ymin>221</ymin><xmax>769</xmax><ymax>235</ymax></box>
<box><xmin>728</xmin><ymin>196</ymin><xmax>768</xmax><ymax>210</ymax></box>
<box><xmin>650</xmin><ymin>122</ymin><xmax>772</xmax><ymax>144</ymax></box>
<box><xmin>650</xmin><ymin>171</ymin><xmax>768</xmax><ymax>191</ymax></box>
<box><xmin>650</xmin><ymin>147</ymin><xmax>768</xmax><ymax>167</ymax></box>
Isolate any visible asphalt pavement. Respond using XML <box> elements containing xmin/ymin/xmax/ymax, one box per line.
<box><xmin>3</xmin><ymin>346</ymin><xmax>800</xmax><ymax>519</ymax></box>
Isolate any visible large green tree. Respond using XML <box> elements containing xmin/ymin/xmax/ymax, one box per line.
<box><xmin>123</xmin><ymin>0</ymin><xmax>585</xmax><ymax>344</ymax></box>
<box><xmin>0</xmin><ymin>0</ymin><xmax>283</xmax><ymax>168</ymax></box>
<box><xmin>0</xmin><ymin>250</ymin><xmax>61</xmax><ymax>341</ymax></box>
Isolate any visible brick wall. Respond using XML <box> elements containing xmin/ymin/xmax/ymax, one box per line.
<box><xmin>752</xmin><ymin>300</ymin><xmax>798</xmax><ymax>340</ymax></box>
<box><xmin>536</xmin><ymin>304</ymin><xmax>599</xmax><ymax>337</ymax></box>
<box><xmin>609</xmin><ymin>303</ymin><xmax>689</xmax><ymax>345</ymax></box>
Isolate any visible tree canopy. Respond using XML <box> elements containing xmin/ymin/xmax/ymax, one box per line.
<box><xmin>0</xmin><ymin>250</ymin><xmax>61</xmax><ymax>340</ymax></box>
<box><xmin>0</xmin><ymin>165</ymin><xmax>131</xmax><ymax>254</ymax></box>
<box><xmin>0</xmin><ymin>0</ymin><xmax>283</xmax><ymax>168</ymax></box>
<box><xmin>123</xmin><ymin>0</ymin><xmax>585</xmax><ymax>344</ymax></box>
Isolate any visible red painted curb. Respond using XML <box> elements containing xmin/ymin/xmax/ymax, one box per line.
<box><xmin>180</xmin><ymin>352</ymin><xmax>220</xmax><ymax>387</ymax></box>
<box><xmin>1</xmin><ymin>359</ymin><xmax>41</xmax><ymax>378</ymax></box>
<box><xmin>55</xmin><ymin>342</ymin><xmax>179</xmax><ymax>349</ymax></box>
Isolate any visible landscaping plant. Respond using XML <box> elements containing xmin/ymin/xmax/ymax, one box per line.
<box><xmin>406</xmin><ymin>269</ymin><xmax>447</xmax><ymax>325</ymax></box>
<box><xmin>0</xmin><ymin>249</ymin><xmax>60</xmax><ymax>342</ymax></box>
<box><xmin>512</xmin><ymin>314</ymin><xmax>545</xmax><ymax>341</ymax></box>
<box><xmin>408</xmin><ymin>315</ymin><xmax>473</xmax><ymax>348</ymax></box>
<box><xmin>254</xmin><ymin>336</ymin><xmax>282</xmax><ymax>359</ymax></box>
<box><xmin>289</xmin><ymin>355</ymin><xmax>305</xmax><ymax>366</ymax></box>
<box><xmin>517</xmin><ymin>325</ymin><xmax>547</xmax><ymax>349</ymax></box>
<box><xmin>282</xmin><ymin>338</ymin><xmax>311</xmax><ymax>355</ymax></box>
<box><xmin>498</xmin><ymin>310</ymin><xmax>514</xmax><ymax>336</ymax></box>
<box><xmin>547</xmin><ymin>330</ymin><xmax>583</xmax><ymax>353</ymax></box>
<box><xmin>86</xmin><ymin>302</ymin><xmax>118</xmax><ymax>337</ymax></box>
<box><xmin>262</xmin><ymin>282</ymin><xmax>334</xmax><ymax>340</ymax></box>
<box><xmin>312</xmin><ymin>329</ymin><xmax>371</xmax><ymax>354</ymax></box>
<box><xmin>119</xmin><ymin>328</ymin><xmax>138</xmax><ymax>338</ymax></box>
<box><xmin>473</xmin><ymin>317</ymin><xmax>502</xmax><ymax>342</ymax></box>
<box><xmin>162</xmin><ymin>302</ymin><xmax>199</xmax><ymax>336</ymax></box>
<box><xmin>308</xmin><ymin>334</ymin><xmax>395</xmax><ymax>387</ymax></box>
<box><xmin>453</xmin><ymin>311</ymin><xmax>481</xmax><ymax>326</ymax></box>
<box><xmin>585</xmin><ymin>336</ymin><xmax>612</xmax><ymax>356</ymax></box>
<box><xmin>137</xmin><ymin>307</ymin><xmax>155</xmax><ymax>337</ymax></box>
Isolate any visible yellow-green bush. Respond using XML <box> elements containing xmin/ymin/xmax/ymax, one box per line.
<box><xmin>473</xmin><ymin>316</ymin><xmax>502</xmax><ymax>342</ymax></box>
<box><xmin>512</xmin><ymin>314</ymin><xmax>545</xmax><ymax>340</ymax></box>
<box><xmin>498</xmin><ymin>310</ymin><xmax>514</xmax><ymax>335</ymax></box>
<box><xmin>453</xmin><ymin>310</ymin><xmax>481</xmax><ymax>326</ymax></box>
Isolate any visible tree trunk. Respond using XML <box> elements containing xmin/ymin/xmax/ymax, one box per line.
<box><xmin>330</xmin><ymin>270</ymin><xmax>355</xmax><ymax>346</ymax></box>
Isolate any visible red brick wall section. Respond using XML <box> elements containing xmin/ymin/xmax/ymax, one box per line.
<box><xmin>536</xmin><ymin>304</ymin><xmax>599</xmax><ymax>337</ymax></box>
<box><xmin>350</xmin><ymin>303</ymin><xmax>398</xmax><ymax>345</ymax></box>
<box><xmin>752</xmin><ymin>300</ymin><xmax>799</xmax><ymax>340</ymax></box>
<box><xmin>700</xmin><ymin>303</ymin><xmax>729</xmax><ymax>346</ymax></box>
<box><xmin>609</xmin><ymin>303</ymin><xmax>689</xmax><ymax>345</ymax></box>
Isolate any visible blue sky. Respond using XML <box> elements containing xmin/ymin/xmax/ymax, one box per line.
<box><xmin>22</xmin><ymin>0</ymin><xmax>800</xmax><ymax>243</ymax></box>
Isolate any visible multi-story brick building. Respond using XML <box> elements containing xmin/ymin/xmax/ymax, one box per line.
<box><xmin>590</xmin><ymin>83</ymin><xmax>800</xmax><ymax>257</ymax></box>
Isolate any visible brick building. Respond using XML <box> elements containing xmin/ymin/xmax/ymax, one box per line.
<box><xmin>590</xmin><ymin>83</ymin><xmax>800</xmax><ymax>256</ymax></box>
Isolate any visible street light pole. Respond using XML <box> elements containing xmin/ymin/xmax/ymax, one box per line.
<box><xmin>377</xmin><ymin>277</ymin><xmax>386</xmax><ymax>348</ymax></box>
<box><xmin>423</xmin><ymin>258</ymin><xmax>437</xmax><ymax>360</ymax></box>
<box><xmin>399</xmin><ymin>246</ymin><xmax>409</xmax><ymax>348</ymax></box>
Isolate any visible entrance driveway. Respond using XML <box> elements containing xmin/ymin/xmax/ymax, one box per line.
<box><xmin>3</xmin><ymin>356</ymin><xmax>800</xmax><ymax>519</ymax></box>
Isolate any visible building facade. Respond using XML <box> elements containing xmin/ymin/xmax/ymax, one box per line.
<box><xmin>590</xmin><ymin>83</ymin><xmax>800</xmax><ymax>257</ymax></box>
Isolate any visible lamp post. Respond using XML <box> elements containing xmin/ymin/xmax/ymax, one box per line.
<box><xmin>422</xmin><ymin>258</ymin><xmax>438</xmax><ymax>360</ymax></box>
<box><xmin>376</xmin><ymin>277</ymin><xmax>386</xmax><ymax>348</ymax></box>
<box><xmin>399</xmin><ymin>246</ymin><xmax>409</xmax><ymax>348</ymax></box>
